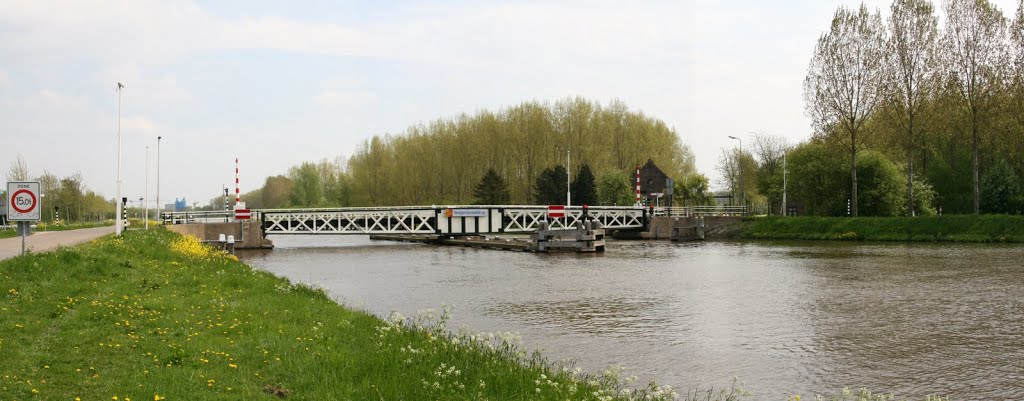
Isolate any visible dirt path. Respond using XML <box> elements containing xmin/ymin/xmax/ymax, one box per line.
<box><xmin>0</xmin><ymin>226</ymin><xmax>115</xmax><ymax>260</ymax></box>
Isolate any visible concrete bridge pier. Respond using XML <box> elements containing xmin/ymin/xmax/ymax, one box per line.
<box><xmin>166</xmin><ymin>221</ymin><xmax>274</xmax><ymax>250</ymax></box>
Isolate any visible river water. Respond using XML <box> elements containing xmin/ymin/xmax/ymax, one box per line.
<box><xmin>243</xmin><ymin>236</ymin><xmax>1024</xmax><ymax>400</ymax></box>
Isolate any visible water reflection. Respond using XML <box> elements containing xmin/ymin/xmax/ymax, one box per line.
<box><xmin>244</xmin><ymin>236</ymin><xmax>1024</xmax><ymax>400</ymax></box>
<box><xmin>487</xmin><ymin>297</ymin><xmax>673</xmax><ymax>338</ymax></box>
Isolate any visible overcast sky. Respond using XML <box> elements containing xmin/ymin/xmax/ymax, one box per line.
<box><xmin>2</xmin><ymin>0</ymin><xmax>1020</xmax><ymax>207</ymax></box>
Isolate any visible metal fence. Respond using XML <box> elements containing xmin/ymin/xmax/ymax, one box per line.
<box><xmin>656</xmin><ymin>206</ymin><xmax>748</xmax><ymax>217</ymax></box>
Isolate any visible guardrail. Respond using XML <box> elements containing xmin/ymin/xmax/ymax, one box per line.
<box><xmin>161</xmin><ymin>210</ymin><xmax>259</xmax><ymax>224</ymax></box>
<box><xmin>656</xmin><ymin>206</ymin><xmax>747</xmax><ymax>217</ymax></box>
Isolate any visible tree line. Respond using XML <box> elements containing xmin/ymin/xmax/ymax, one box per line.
<box><xmin>799</xmin><ymin>0</ymin><xmax>1024</xmax><ymax>216</ymax></box>
<box><xmin>4</xmin><ymin>154</ymin><xmax>114</xmax><ymax>224</ymax></box>
<box><xmin>721</xmin><ymin>0</ymin><xmax>1024</xmax><ymax>217</ymax></box>
<box><xmin>217</xmin><ymin>97</ymin><xmax>706</xmax><ymax>209</ymax></box>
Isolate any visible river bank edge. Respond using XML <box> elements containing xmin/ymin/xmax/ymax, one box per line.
<box><xmin>0</xmin><ymin>229</ymin><xmax>698</xmax><ymax>401</ymax></box>
<box><xmin>735</xmin><ymin>215</ymin><xmax>1024</xmax><ymax>243</ymax></box>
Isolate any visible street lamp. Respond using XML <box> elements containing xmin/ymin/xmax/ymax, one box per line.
<box><xmin>566</xmin><ymin>150</ymin><xmax>571</xmax><ymax>207</ymax></box>
<box><xmin>782</xmin><ymin>150</ymin><xmax>788</xmax><ymax>216</ymax></box>
<box><xmin>145</xmin><ymin>145</ymin><xmax>149</xmax><ymax>230</ymax></box>
<box><xmin>728</xmin><ymin>135</ymin><xmax>743</xmax><ymax>207</ymax></box>
<box><xmin>116</xmin><ymin>82</ymin><xmax>124</xmax><ymax>236</ymax></box>
<box><xmin>157</xmin><ymin>136</ymin><xmax>162</xmax><ymax>223</ymax></box>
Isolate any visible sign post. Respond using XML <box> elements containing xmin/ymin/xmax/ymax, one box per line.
<box><xmin>7</xmin><ymin>182</ymin><xmax>41</xmax><ymax>256</ymax></box>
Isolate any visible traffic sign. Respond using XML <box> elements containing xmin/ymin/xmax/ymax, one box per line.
<box><xmin>7</xmin><ymin>182</ymin><xmax>41</xmax><ymax>222</ymax></box>
<box><xmin>547</xmin><ymin>205</ymin><xmax>565</xmax><ymax>218</ymax></box>
<box><xmin>234</xmin><ymin>208</ymin><xmax>251</xmax><ymax>220</ymax></box>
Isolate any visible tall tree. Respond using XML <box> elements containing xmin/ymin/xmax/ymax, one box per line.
<box><xmin>262</xmin><ymin>175</ymin><xmax>294</xmax><ymax>209</ymax></box>
<box><xmin>887</xmin><ymin>0</ymin><xmax>939</xmax><ymax>216</ymax></box>
<box><xmin>473</xmin><ymin>168</ymin><xmax>511</xmax><ymax>205</ymax></box>
<box><xmin>675</xmin><ymin>173</ymin><xmax>713</xmax><ymax>207</ymax></box>
<box><xmin>1008</xmin><ymin>2</ymin><xmax>1024</xmax><ymax>174</ymax></box>
<box><xmin>570</xmin><ymin>163</ymin><xmax>598</xmax><ymax>206</ymax></box>
<box><xmin>716</xmin><ymin>148</ymin><xmax>757</xmax><ymax>206</ymax></box>
<box><xmin>942</xmin><ymin>0</ymin><xmax>1008</xmax><ymax>214</ymax></box>
<box><xmin>751</xmin><ymin>133</ymin><xmax>790</xmax><ymax>214</ymax></box>
<box><xmin>980</xmin><ymin>158</ymin><xmax>1023</xmax><ymax>213</ymax></box>
<box><xmin>804</xmin><ymin>3</ymin><xmax>886</xmax><ymax>217</ymax></box>
<box><xmin>534</xmin><ymin>166</ymin><xmax>568</xmax><ymax>205</ymax></box>
<box><xmin>288</xmin><ymin>162</ymin><xmax>323</xmax><ymax>207</ymax></box>
<box><xmin>596</xmin><ymin>169</ymin><xmax>634</xmax><ymax>206</ymax></box>
<box><xmin>7</xmin><ymin>154</ymin><xmax>29</xmax><ymax>182</ymax></box>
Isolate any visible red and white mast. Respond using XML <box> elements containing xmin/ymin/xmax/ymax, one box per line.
<box><xmin>234</xmin><ymin>157</ymin><xmax>241</xmax><ymax>208</ymax></box>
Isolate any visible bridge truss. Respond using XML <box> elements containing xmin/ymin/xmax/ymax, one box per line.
<box><xmin>252</xmin><ymin>205</ymin><xmax>646</xmax><ymax>235</ymax></box>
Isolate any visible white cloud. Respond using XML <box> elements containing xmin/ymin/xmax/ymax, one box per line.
<box><xmin>0</xmin><ymin>0</ymin><xmax>694</xmax><ymax>72</ymax></box>
<box><xmin>315</xmin><ymin>90</ymin><xmax>378</xmax><ymax>107</ymax></box>
<box><xmin>0</xmin><ymin>69</ymin><xmax>8</xmax><ymax>88</ymax></box>
<box><xmin>97</xmin><ymin>64</ymin><xmax>192</xmax><ymax>105</ymax></box>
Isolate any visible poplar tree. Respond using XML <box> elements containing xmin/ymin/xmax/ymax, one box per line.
<box><xmin>942</xmin><ymin>0</ymin><xmax>1008</xmax><ymax>214</ymax></box>
<box><xmin>886</xmin><ymin>0</ymin><xmax>939</xmax><ymax>216</ymax></box>
<box><xmin>804</xmin><ymin>3</ymin><xmax>886</xmax><ymax>217</ymax></box>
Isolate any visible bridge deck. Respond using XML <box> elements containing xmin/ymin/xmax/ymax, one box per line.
<box><xmin>161</xmin><ymin>205</ymin><xmax>747</xmax><ymax>236</ymax></box>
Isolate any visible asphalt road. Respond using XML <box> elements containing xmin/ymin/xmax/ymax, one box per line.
<box><xmin>0</xmin><ymin>226</ymin><xmax>115</xmax><ymax>260</ymax></box>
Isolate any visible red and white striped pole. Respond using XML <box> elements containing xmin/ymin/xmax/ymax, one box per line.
<box><xmin>234</xmin><ymin>157</ymin><xmax>240</xmax><ymax>207</ymax></box>
<box><xmin>635</xmin><ymin>166</ymin><xmax>641</xmax><ymax>207</ymax></box>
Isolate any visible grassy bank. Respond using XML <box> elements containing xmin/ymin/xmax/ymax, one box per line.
<box><xmin>742</xmin><ymin>215</ymin><xmax>1024</xmax><ymax>242</ymax></box>
<box><xmin>0</xmin><ymin>229</ymin><xmax>694</xmax><ymax>401</ymax></box>
<box><xmin>1</xmin><ymin>221</ymin><xmax>117</xmax><ymax>239</ymax></box>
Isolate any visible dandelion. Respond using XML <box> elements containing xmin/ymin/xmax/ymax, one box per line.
<box><xmin>228</xmin><ymin>363</ymin><xmax>237</xmax><ymax>369</ymax></box>
<box><xmin>154</xmin><ymin>394</ymin><xmax>165</xmax><ymax>401</ymax></box>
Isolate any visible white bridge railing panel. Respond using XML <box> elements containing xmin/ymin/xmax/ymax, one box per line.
<box><xmin>164</xmin><ymin>205</ymin><xmax>647</xmax><ymax>235</ymax></box>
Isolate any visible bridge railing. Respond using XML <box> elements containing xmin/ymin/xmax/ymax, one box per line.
<box><xmin>162</xmin><ymin>205</ymin><xmax>650</xmax><ymax>235</ymax></box>
<box><xmin>161</xmin><ymin>210</ymin><xmax>256</xmax><ymax>224</ymax></box>
<box><xmin>656</xmin><ymin>206</ymin><xmax>747</xmax><ymax>217</ymax></box>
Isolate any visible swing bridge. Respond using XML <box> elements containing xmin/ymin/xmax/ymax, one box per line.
<box><xmin>162</xmin><ymin>205</ymin><xmax>651</xmax><ymax>236</ymax></box>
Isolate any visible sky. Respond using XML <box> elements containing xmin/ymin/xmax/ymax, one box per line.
<box><xmin>2</xmin><ymin>0</ymin><xmax>1021</xmax><ymax>207</ymax></box>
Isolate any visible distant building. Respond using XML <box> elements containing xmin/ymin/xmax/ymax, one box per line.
<box><xmin>638</xmin><ymin>159</ymin><xmax>673</xmax><ymax>207</ymax></box>
<box><xmin>174</xmin><ymin>198</ymin><xmax>187</xmax><ymax>212</ymax></box>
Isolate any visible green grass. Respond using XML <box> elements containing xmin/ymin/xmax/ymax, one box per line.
<box><xmin>742</xmin><ymin>215</ymin><xmax>1024</xmax><ymax>242</ymax></box>
<box><xmin>0</xmin><ymin>229</ymin><xmax>694</xmax><ymax>401</ymax></box>
<box><xmin>37</xmin><ymin>220</ymin><xmax>116</xmax><ymax>232</ymax></box>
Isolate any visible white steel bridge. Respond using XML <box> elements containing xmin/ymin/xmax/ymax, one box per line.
<box><xmin>162</xmin><ymin>205</ymin><xmax>650</xmax><ymax>236</ymax></box>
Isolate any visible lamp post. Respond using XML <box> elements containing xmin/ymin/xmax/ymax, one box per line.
<box><xmin>145</xmin><ymin>145</ymin><xmax>149</xmax><ymax>230</ymax></box>
<box><xmin>156</xmin><ymin>136</ymin><xmax>162</xmax><ymax>223</ymax></box>
<box><xmin>566</xmin><ymin>150</ymin><xmax>571</xmax><ymax>207</ymax></box>
<box><xmin>782</xmin><ymin>150</ymin><xmax>787</xmax><ymax>216</ymax></box>
<box><xmin>727</xmin><ymin>135</ymin><xmax>743</xmax><ymax>208</ymax></box>
<box><xmin>116</xmin><ymin>82</ymin><xmax>124</xmax><ymax>236</ymax></box>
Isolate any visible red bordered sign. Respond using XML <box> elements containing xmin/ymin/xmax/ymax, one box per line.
<box><xmin>7</xmin><ymin>182</ymin><xmax>41</xmax><ymax>222</ymax></box>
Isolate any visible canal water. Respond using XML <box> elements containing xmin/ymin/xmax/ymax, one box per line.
<box><xmin>243</xmin><ymin>236</ymin><xmax>1024</xmax><ymax>400</ymax></box>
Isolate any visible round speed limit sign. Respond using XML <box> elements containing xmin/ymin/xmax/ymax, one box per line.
<box><xmin>6</xmin><ymin>182</ymin><xmax>41</xmax><ymax>221</ymax></box>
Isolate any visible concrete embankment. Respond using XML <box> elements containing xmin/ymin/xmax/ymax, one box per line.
<box><xmin>165</xmin><ymin>221</ymin><xmax>274</xmax><ymax>249</ymax></box>
<box><xmin>613</xmin><ymin>216</ymin><xmax>744</xmax><ymax>240</ymax></box>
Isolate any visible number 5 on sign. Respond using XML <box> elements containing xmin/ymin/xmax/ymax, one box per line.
<box><xmin>7</xmin><ymin>181</ymin><xmax>41</xmax><ymax>222</ymax></box>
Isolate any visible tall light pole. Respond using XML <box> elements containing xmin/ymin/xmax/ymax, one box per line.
<box><xmin>782</xmin><ymin>151</ymin><xmax>787</xmax><ymax>216</ymax></box>
<box><xmin>728</xmin><ymin>135</ymin><xmax>743</xmax><ymax>208</ymax></box>
<box><xmin>145</xmin><ymin>145</ymin><xmax>149</xmax><ymax>229</ymax></box>
<box><xmin>566</xmin><ymin>150</ymin><xmax>571</xmax><ymax>207</ymax></box>
<box><xmin>157</xmin><ymin>136</ymin><xmax>162</xmax><ymax>222</ymax></box>
<box><xmin>116</xmin><ymin>82</ymin><xmax>124</xmax><ymax>236</ymax></box>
